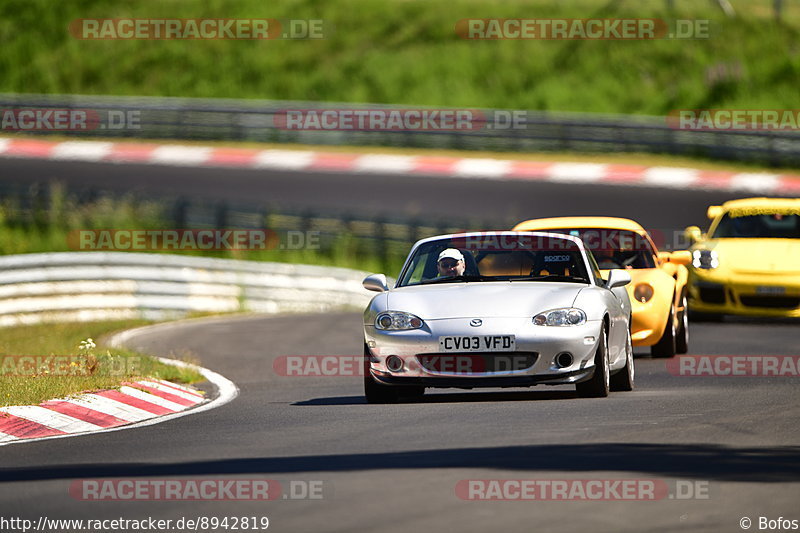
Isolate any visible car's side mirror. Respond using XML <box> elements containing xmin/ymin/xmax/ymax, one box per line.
<box><xmin>363</xmin><ymin>273</ymin><xmax>390</xmax><ymax>292</ymax></box>
<box><xmin>684</xmin><ymin>226</ymin><xmax>703</xmax><ymax>244</ymax></box>
<box><xmin>668</xmin><ymin>250</ymin><xmax>692</xmax><ymax>266</ymax></box>
<box><xmin>606</xmin><ymin>269</ymin><xmax>632</xmax><ymax>289</ymax></box>
<box><xmin>658</xmin><ymin>250</ymin><xmax>692</xmax><ymax>266</ymax></box>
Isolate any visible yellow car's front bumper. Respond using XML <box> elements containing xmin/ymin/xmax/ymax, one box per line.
<box><xmin>630</xmin><ymin>309</ymin><xmax>668</xmax><ymax>346</ymax></box>
<box><xmin>687</xmin><ymin>269</ymin><xmax>800</xmax><ymax>317</ymax></box>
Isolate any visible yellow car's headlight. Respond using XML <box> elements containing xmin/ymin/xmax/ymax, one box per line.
<box><xmin>692</xmin><ymin>249</ymin><xmax>719</xmax><ymax>269</ymax></box>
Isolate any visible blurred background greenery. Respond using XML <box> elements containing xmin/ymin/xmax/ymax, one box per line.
<box><xmin>1</xmin><ymin>0</ymin><xmax>797</xmax><ymax>114</ymax></box>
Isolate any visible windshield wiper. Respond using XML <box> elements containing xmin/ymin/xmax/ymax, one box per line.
<box><xmin>515</xmin><ymin>275</ymin><xmax>588</xmax><ymax>284</ymax></box>
<box><xmin>419</xmin><ymin>274</ymin><xmax>496</xmax><ymax>285</ymax></box>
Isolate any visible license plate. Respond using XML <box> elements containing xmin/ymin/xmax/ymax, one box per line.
<box><xmin>439</xmin><ymin>335</ymin><xmax>515</xmax><ymax>352</ymax></box>
<box><xmin>756</xmin><ymin>286</ymin><xmax>786</xmax><ymax>295</ymax></box>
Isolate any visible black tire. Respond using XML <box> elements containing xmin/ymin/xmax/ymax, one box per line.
<box><xmin>651</xmin><ymin>303</ymin><xmax>677</xmax><ymax>358</ymax></box>
<box><xmin>610</xmin><ymin>325</ymin><xmax>635</xmax><ymax>392</ymax></box>
<box><xmin>675</xmin><ymin>293</ymin><xmax>689</xmax><ymax>355</ymax></box>
<box><xmin>576</xmin><ymin>326</ymin><xmax>610</xmax><ymax>398</ymax></box>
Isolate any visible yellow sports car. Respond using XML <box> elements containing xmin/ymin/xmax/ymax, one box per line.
<box><xmin>513</xmin><ymin>217</ymin><xmax>691</xmax><ymax>357</ymax></box>
<box><xmin>684</xmin><ymin>197</ymin><xmax>800</xmax><ymax>319</ymax></box>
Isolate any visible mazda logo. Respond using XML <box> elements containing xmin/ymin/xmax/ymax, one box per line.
<box><xmin>470</xmin><ymin>319</ymin><xmax>482</xmax><ymax>327</ymax></box>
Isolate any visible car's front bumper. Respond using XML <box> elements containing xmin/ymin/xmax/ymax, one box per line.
<box><xmin>364</xmin><ymin>317</ymin><xmax>603</xmax><ymax>388</ymax></box>
<box><xmin>630</xmin><ymin>300</ymin><xmax>670</xmax><ymax>346</ymax></box>
<box><xmin>687</xmin><ymin>269</ymin><xmax>800</xmax><ymax>317</ymax></box>
<box><xmin>369</xmin><ymin>367</ymin><xmax>594</xmax><ymax>388</ymax></box>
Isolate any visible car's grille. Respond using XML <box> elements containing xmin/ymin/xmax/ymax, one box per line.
<box><xmin>740</xmin><ymin>295</ymin><xmax>800</xmax><ymax>309</ymax></box>
<box><xmin>698</xmin><ymin>284</ymin><xmax>726</xmax><ymax>304</ymax></box>
<box><xmin>416</xmin><ymin>352</ymin><xmax>538</xmax><ymax>373</ymax></box>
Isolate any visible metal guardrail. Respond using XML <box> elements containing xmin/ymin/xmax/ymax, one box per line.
<box><xmin>2</xmin><ymin>93</ymin><xmax>799</xmax><ymax>166</ymax></box>
<box><xmin>0</xmin><ymin>252</ymin><xmax>375</xmax><ymax>327</ymax></box>
<box><xmin>0</xmin><ymin>180</ymin><xmax>493</xmax><ymax>275</ymax></box>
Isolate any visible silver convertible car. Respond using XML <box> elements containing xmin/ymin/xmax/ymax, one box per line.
<box><xmin>362</xmin><ymin>231</ymin><xmax>634</xmax><ymax>403</ymax></box>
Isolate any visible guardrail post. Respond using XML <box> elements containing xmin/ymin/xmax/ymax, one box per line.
<box><xmin>174</xmin><ymin>198</ymin><xmax>189</xmax><ymax>228</ymax></box>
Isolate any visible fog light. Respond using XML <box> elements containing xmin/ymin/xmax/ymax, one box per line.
<box><xmin>386</xmin><ymin>355</ymin><xmax>404</xmax><ymax>372</ymax></box>
<box><xmin>555</xmin><ymin>352</ymin><xmax>574</xmax><ymax>368</ymax></box>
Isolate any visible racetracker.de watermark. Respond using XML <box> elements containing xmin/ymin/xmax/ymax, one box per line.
<box><xmin>272</xmin><ymin>354</ymin><xmax>536</xmax><ymax>376</ymax></box>
<box><xmin>456</xmin><ymin>479</ymin><xmax>710</xmax><ymax>500</ymax></box>
<box><xmin>69</xmin><ymin>19</ymin><xmax>325</xmax><ymax>39</ymax></box>
<box><xmin>1</xmin><ymin>109</ymin><xmax>140</xmax><ymax>131</ymax></box>
<box><xmin>274</xmin><ymin>356</ymin><xmax>365</xmax><ymax>377</ymax></box>
<box><xmin>274</xmin><ymin>109</ymin><xmax>486</xmax><ymax>131</ymax></box>
<box><xmin>455</xmin><ymin>19</ymin><xmax>710</xmax><ymax>39</ymax></box>
<box><xmin>456</xmin><ymin>229</ymin><xmax>696</xmax><ymax>252</ymax></box>
<box><xmin>666</xmin><ymin>355</ymin><xmax>800</xmax><ymax>377</ymax></box>
<box><xmin>668</xmin><ymin>109</ymin><xmax>800</xmax><ymax>131</ymax></box>
<box><xmin>0</xmin><ymin>355</ymin><xmax>141</xmax><ymax>377</ymax></box>
<box><xmin>69</xmin><ymin>479</ymin><xmax>327</xmax><ymax>501</ymax></box>
<box><xmin>68</xmin><ymin>229</ymin><xmax>320</xmax><ymax>251</ymax></box>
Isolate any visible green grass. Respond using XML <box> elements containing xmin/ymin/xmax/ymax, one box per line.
<box><xmin>1</xmin><ymin>0</ymin><xmax>799</xmax><ymax>115</ymax></box>
<box><xmin>0</xmin><ymin>320</ymin><xmax>204</xmax><ymax>407</ymax></box>
<box><xmin>0</xmin><ymin>183</ymin><xmax>411</xmax><ymax>276</ymax></box>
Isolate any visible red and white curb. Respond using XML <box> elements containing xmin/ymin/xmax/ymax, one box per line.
<box><xmin>1</xmin><ymin>136</ymin><xmax>798</xmax><ymax>195</ymax></box>
<box><xmin>0</xmin><ymin>357</ymin><xmax>238</xmax><ymax>447</ymax></box>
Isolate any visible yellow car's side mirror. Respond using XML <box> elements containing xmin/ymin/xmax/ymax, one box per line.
<box><xmin>684</xmin><ymin>226</ymin><xmax>703</xmax><ymax>243</ymax></box>
<box><xmin>669</xmin><ymin>250</ymin><xmax>692</xmax><ymax>266</ymax></box>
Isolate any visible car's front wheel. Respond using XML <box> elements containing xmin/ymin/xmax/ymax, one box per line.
<box><xmin>610</xmin><ymin>324</ymin><xmax>634</xmax><ymax>392</ymax></box>
<box><xmin>675</xmin><ymin>293</ymin><xmax>689</xmax><ymax>354</ymax></box>
<box><xmin>651</xmin><ymin>303</ymin><xmax>676</xmax><ymax>358</ymax></box>
<box><xmin>576</xmin><ymin>326</ymin><xmax>610</xmax><ymax>398</ymax></box>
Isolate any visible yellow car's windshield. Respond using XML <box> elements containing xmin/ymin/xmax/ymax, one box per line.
<box><xmin>712</xmin><ymin>213</ymin><xmax>800</xmax><ymax>239</ymax></box>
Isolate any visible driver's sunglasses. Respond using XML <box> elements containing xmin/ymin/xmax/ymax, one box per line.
<box><xmin>439</xmin><ymin>259</ymin><xmax>461</xmax><ymax>268</ymax></box>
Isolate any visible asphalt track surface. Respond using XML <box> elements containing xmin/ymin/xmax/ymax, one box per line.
<box><xmin>1</xmin><ymin>158</ymin><xmax>799</xmax><ymax>532</ymax></box>
<box><xmin>0</xmin><ymin>157</ymin><xmax>761</xmax><ymax>230</ymax></box>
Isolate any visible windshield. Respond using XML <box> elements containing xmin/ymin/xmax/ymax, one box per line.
<box><xmin>398</xmin><ymin>234</ymin><xmax>590</xmax><ymax>287</ymax></box>
<box><xmin>711</xmin><ymin>212</ymin><xmax>800</xmax><ymax>239</ymax></box>
<box><xmin>537</xmin><ymin>228</ymin><xmax>657</xmax><ymax>269</ymax></box>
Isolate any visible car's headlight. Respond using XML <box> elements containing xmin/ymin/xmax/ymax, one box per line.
<box><xmin>375</xmin><ymin>311</ymin><xmax>424</xmax><ymax>330</ymax></box>
<box><xmin>692</xmin><ymin>249</ymin><xmax>719</xmax><ymax>269</ymax></box>
<box><xmin>533</xmin><ymin>308</ymin><xmax>587</xmax><ymax>326</ymax></box>
<box><xmin>633</xmin><ymin>283</ymin><xmax>654</xmax><ymax>303</ymax></box>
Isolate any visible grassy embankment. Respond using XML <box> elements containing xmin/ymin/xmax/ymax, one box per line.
<box><xmin>0</xmin><ymin>184</ymin><xmax>409</xmax><ymax>273</ymax></box>
<box><xmin>0</xmin><ymin>190</ymin><xmax>393</xmax><ymax>407</ymax></box>
<box><xmin>1</xmin><ymin>0</ymin><xmax>798</xmax><ymax>115</ymax></box>
<box><xmin>0</xmin><ymin>321</ymin><xmax>203</xmax><ymax>407</ymax></box>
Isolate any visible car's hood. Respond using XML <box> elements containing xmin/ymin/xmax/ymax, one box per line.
<box><xmin>700</xmin><ymin>239</ymin><xmax>800</xmax><ymax>274</ymax></box>
<box><xmin>387</xmin><ymin>282</ymin><xmax>583</xmax><ymax>319</ymax></box>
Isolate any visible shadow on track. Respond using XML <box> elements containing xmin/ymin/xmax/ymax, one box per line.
<box><xmin>293</xmin><ymin>389</ymin><xmax>579</xmax><ymax>405</ymax></box>
<box><xmin>3</xmin><ymin>443</ymin><xmax>799</xmax><ymax>483</ymax></box>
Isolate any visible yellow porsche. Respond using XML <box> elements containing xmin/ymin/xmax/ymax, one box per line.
<box><xmin>684</xmin><ymin>197</ymin><xmax>800</xmax><ymax>319</ymax></box>
<box><xmin>513</xmin><ymin>217</ymin><xmax>691</xmax><ymax>357</ymax></box>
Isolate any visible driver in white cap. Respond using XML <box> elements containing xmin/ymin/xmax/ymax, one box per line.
<box><xmin>437</xmin><ymin>248</ymin><xmax>466</xmax><ymax>277</ymax></box>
